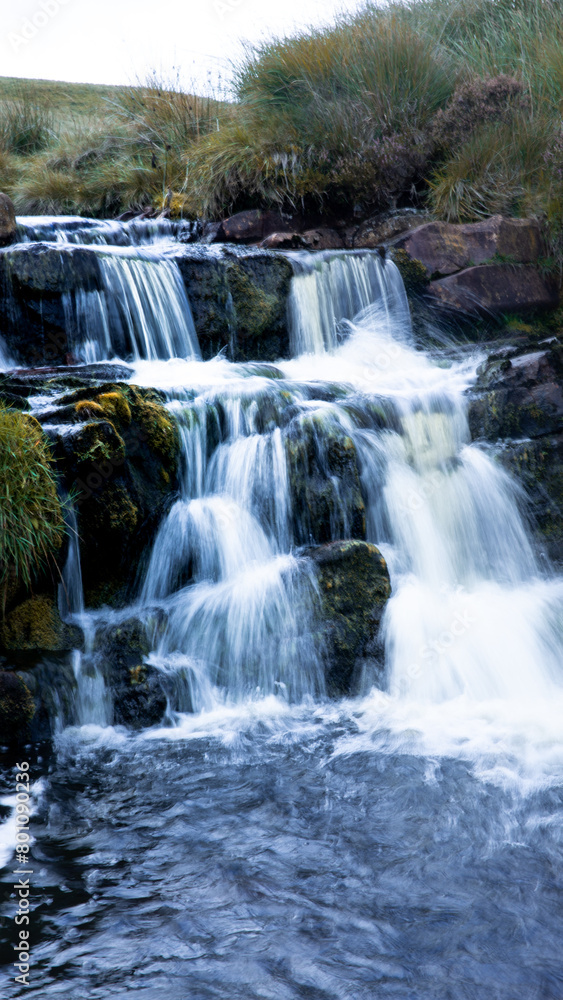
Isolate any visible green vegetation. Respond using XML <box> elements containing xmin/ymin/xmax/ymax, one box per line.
<box><xmin>0</xmin><ymin>405</ymin><xmax>65</xmax><ymax>605</ymax></box>
<box><xmin>1</xmin><ymin>0</ymin><xmax>563</xmax><ymax>262</ymax></box>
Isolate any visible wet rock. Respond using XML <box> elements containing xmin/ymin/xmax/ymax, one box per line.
<box><xmin>496</xmin><ymin>434</ymin><xmax>563</xmax><ymax>565</ymax></box>
<box><xmin>7</xmin><ymin>654</ymin><xmax>78</xmax><ymax>740</ymax></box>
<box><xmin>399</xmin><ymin>216</ymin><xmax>545</xmax><ymax>279</ymax></box>
<box><xmin>0</xmin><ymin>670</ymin><xmax>35</xmax><ymax>743</ymax></box>
<box><xmin>176</xmin><ymin>246</ymin><xmax>293</xmax><ymax>361</ymax></box>
<box><xmin>0</xmin><ymin>193</ymin><xmax>17</xmax><ymax>247</ymax></box>
<box><xmin>0</xmin><ymin>243</ymin><xmax>103</xmax><ymax>366</ymax></box>
<box><xmin>308</xmin><ymin>540</ymin><xmax>391</xmax><ymax>696</ymax></box>
<box><xmin>429</xmin><ymin>264</ymin><xmax>559</xmax><ymax>318</ymax></box>
<box><xmin>468</xmin><ymin>341</ymin><xmax>563</xmax><ymax>440</ymax></box>
<box><xmin>218</xmin><ymin>209</ymin><xmax>287</xmax><ymax>243</ymax></box>
<box><xmin>285</xmin><ymin>414</ymin><xmax>365</xmax><ymax>545</ymax></box>
<box><xmin>95</xmin><ymin>615</ymin><xmax>167</xmax><ymax>728</ymax></box>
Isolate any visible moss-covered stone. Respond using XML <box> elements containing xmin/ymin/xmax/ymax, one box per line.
<box><xmin>285</xmin><ymin>413</ymin><xmax>365</xmax><ymax>544</ymax></box>
<box><xmin>95</xmin><ymin>615</ymin><xmax>167</xmax><ymax>728</ymax></box>
<box><xmin>390</xmin><ymin>248</ymin><xmax>429</xmax><ymax>294</ymax></box>
<box><xmin>0</xmin><ymin>594</ymin><xmax>80</xmax><ymax>651</ymax></box>
<box><xmin>308</xmin><ymin>540</ymin><xmax>391</xmax><ymax>696</ymax></box>
<box><xmin>0</xmin><ymin>670</ymin><xmax>35</xmax><ymax>743</ymax></box>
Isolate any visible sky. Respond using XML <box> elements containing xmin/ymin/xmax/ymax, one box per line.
<box><xmin>0</xmin><ymin>0</ymin><xmax>368</xmax><ymax>94</ymax></box>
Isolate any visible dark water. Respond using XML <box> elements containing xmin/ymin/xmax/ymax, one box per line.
<box><xmin>2</xmin><ymin>706</ymin><xmax>562</xmax><ymax>1000</ymax></box>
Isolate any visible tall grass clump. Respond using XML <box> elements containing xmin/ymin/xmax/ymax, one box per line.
<box><xmin>0</xmin><ymin>87</ymin><xmax>56</xmax><ymax>156</ymax></box>
<box><xmin>188</xmin><ymin>13</ymin><xmax>457</xmax><ymax>214</ymax></box>
<box><xmin>0</xmin><ymin>407</ymin><xmax>65</xmax><ymax>605</ymax></box>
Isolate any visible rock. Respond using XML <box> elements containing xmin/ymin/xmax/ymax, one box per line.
<box><xmin>0</xmin><ymin>193</ymin><xmax>17</xmax><ymax>247</ymax></box>
<box><xmin>260</xmin><ymin>232</ymin><xmax>308</xmax><ymax>250</ymax></box>
<box><xmin>351</xmin><ymin>209</ymin><xmax>432</xmax><ymax>249</ymax></box>
<box><xmin>41</xmin><ymin>383</ymin><xmax>181</xmax><ymax>606</ymax></box>
<box><xmin>0</xmin><ymin>595</ymin><xmax>81</xmax><ymax>652</ymax></box>
<box><xmin>429</xmin><ymin>264</ymin><xmax>559</xmax><ymax>318</ymax></box>
<box><xmin>468</xmin><ymin>341</ymin><xmax>563</xmax><ymax>439</ymax></box>
<box><xmin>301</xmin><ymin>228</ymin><xmax>344</xmax><ymax>250</ymax></box>
<box><xmin>176</xmin><ymin>246</ymin><xmax>293</xmax><ymax>361</ymax></box>
<box><xmin>0</xmin><ymin>670</ymin><xmax>35</xmax><ymax>743</ymax></box>
<box><xmin>95</xmin><ymin>615</ymin><xmax>167</xmax><ymax>728</ymax></box>
<box><xmin>218</xmin><ymin>209</ymin><xmax>287</xmax><ymax>243</ymax></box>
<box><xmin>0</xmin><ymin>243</ymin><xmax>102</xmax><ymax>366</ymax></box>
<box><xmin>400</xmin><ymin>216</ymin><xmax>545</xmax><ymax>279</ymax></box>
<box><xmin>308</xmin><ymin>540</ymin><xmax>391</xmax><ymax>696</ymax></box>
<box><xmin>285</xmin><ymin>413</ymin><xmax>365</xmax><ymax>545</ymax></box>
<box><xmin>496</xmin><ymin>434</ymin><xmax>563</xmax><ymax>565</ymax></box>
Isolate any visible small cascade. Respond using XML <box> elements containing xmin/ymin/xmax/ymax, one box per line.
<box><xmin>16</xmin><ymin>215</ymin><xmax>199</xmax><ymax>246</ymax></box>
<box><xmin>64</xmin><ymin>249</ymin><xmax>200</xmax><ymax>362</ymax></box>
<box><xmin>141</xmin><ymin>386</ymin><xmax>325</xmax><ymax>713</ymax></box>
<box><xmin>58</xmin><ymin>506</ymin><xmax>111</xmax><ymax>727</ymax></box>
<box><xmin>288</xmin><ymin>250</ymin><xmax>410</xmax><ymax>354</ymax></box>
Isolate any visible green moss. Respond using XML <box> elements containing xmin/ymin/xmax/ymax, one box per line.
<box><xmin>226</xmin><ymin>263</ymin><xmax>278</xmax><ymax>341</ymax></box>
<box><xmin>1</xmin><ymin>594</ymin><xmax>67</xmax><ymax>650</ymax></box>
<box><xmin>390</xmin><ymin>248</ymin><xmax>429</xmax><ymax>293</ymax></box>
<box><xmin>98</xmin><ymin>391</ymin><xmax>132</xmax><ymax>425</ymax></box>
<box><xmin>0</xmin><ymin>405</ymin><xmax>64</xmax><ymax>603</ymax></box>
<box><xmin>75</xmin><ymin>399</ymin><xmax>105</xmax><ymax>419</ymax></box>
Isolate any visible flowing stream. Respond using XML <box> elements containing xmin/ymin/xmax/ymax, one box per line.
<box><xmin>1</xmin><ymin>230</ymin><xmax>563</xmax><ymax>999</ymax></box>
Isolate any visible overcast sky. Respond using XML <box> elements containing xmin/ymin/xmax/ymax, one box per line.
<box><xmin>0</xmin><ymin>0</ymin><xmax>367</xmax><ymax>93</ymax></box>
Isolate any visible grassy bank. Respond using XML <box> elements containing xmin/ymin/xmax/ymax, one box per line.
<box><xmin>1</xmin><ymin>0</ymin><xmax>563</xmax><ymax>259</ymax></box>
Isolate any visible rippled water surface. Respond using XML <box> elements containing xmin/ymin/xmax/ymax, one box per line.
<box><xmin>2</xmin><ymin>698</ymin><xmax>563</xmax><ymax>1000</ymax></box>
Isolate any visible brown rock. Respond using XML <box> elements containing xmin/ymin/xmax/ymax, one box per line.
<box><xmin>429</xmin><ymin>264</ymin><xmax>559</xmax><ymax>317</ymax></box>
<box><xmin>0</xmin><ymin>192</ymin><xmax>17</xmax><ymax>247</ymax></box>
<box><xmin>401</xmin><ymin>216</ymin><xmax>545</xmax><ymax>278</ymax></box>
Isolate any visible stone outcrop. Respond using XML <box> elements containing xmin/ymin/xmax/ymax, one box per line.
<box><xmin>218</xmin><ymin>209</ymin><xmax>288</xmax><ymax>243</ymax></box>
<box><xmin>468</xmin><ymin>336</ymin><xmax>563</xmax><ymax>561</ymax></box>
<box><xmin>399</xmin><ymin>215</ymin><xmax>545</xmax><ymax>279</ymax></box>
<box><xmin>429</xmin><ymin>264</ymin><xmax>559</xmax><ymax>318</ymax></box>
<box><xmin>0</xmin><ymin>193</ymin><xmax>17</xmax><ymax>248</ymax></box>
<box><xmin>308</xmin><ymin>540</ymin><xmax>391</xmax><ymax>696</ymax></box>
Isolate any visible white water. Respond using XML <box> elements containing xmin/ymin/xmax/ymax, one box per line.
<box><xmin>64</xmin><ymin>249</ymin><xmax>200</xmax><ymax>363</ymax></box>
<box><xmin>288</xmin><ymin>250</ymin><xmax>410</xmax><ymax>354</ymax></box>
<box><xmin>126</xmin><ymin>250</ymin><xmax>563</xmax><ymax>792</ymax></box>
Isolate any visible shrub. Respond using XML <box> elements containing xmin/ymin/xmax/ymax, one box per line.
<box><xmin>0</xmin><ymin>407</ymin><xmax>65</xmax><ymax>605</ymax></box>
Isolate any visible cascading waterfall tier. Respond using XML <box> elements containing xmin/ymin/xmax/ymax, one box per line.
<box><xmin>287</xmin><ymin>249</ymin><xmax>411</xmax><ymax>354</ymax></box>
<box><xmin>63</xmin><ymin>248</ymin><xmax>200</xmax><ymax>362</ymax></box>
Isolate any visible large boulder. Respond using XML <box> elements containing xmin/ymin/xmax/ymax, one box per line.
<box><xmin>308</xmin><ymin>540</ymin><xmax>391</xmax><ymax>696</ymax></box>
<box><xmin>176</xmin><ymin>246</ymin><xmax>293</xmax><ymax>361</ymax></box>
<box><xmin>400</xmin><ymin>216</ymin><xmax>545</xmax><ymax>279</ymax></box>
<box><xmin>1</xmin><ymin>595</ymin><xmax>81</xmax><ymax>652</ymax></box>
<box><xmin>94</xmin><ymin>615</ymin><xmax>167</xmax><ymax>728</ymax></box>
<box><xmin>429</xmin><ymin>264</ymin><xmax>559</xmax><ymax>318</ymax></box>
<box><xmin>468</xmin><ymin>341</ymin><xmax>563</xmax><ymax>440</ymax></box>
<box><xmin>0</xmin><ymin>193</ymin><xmax>17</xmax><ymax>248</ymax></box>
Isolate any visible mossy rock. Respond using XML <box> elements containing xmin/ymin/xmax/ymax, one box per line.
<box><xmin>285</xmin><ymin>415</ymin><xmax>365</xmax><ymax>544</ymax></box>
<box><xmin>496</xmin><ymin>434</ymin><xmax>563</xmax><ymax>564</ymax></box>
<box><xmin>390</xmin><ymin>248</ymin><xmax>429</xmax><ymax>294</ymax></box>
<box><xmin>0</xmin><ymin>670</ymin><xmax>35</xmax><ymax>743</ymax></box>
<box><xmin>95</xmin><ymin>614</ymin><xmax>167</xmax><ymax>728</ymax></box>
<box><xmin>308</xmin><ymin>540</ymin><xmax>391</xmax><ymax>696</ymax></box>
<box><xmin>0</xmin><ymin>594</ymin><xmax>81</xmax><ymax>652</ymax></box>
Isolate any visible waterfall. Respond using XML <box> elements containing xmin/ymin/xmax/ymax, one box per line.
<box><xmin>16</xmin><ymin>215</ymin><xmax>199</xmax><ymax>245</ymax></box>
<box><xmin>64</xmin><ymin>249</ymin><xmax>200</xmax><ymax>363</ymax></box>
<box><xmin>287</xmin><ymin>250</ymin><xmax>411</xmax><ymax>354</ymax></box>
<box><xmin>58</xmin><ymin>505</ymin><xmax>111</xmax><ymax>727</ymax></box>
